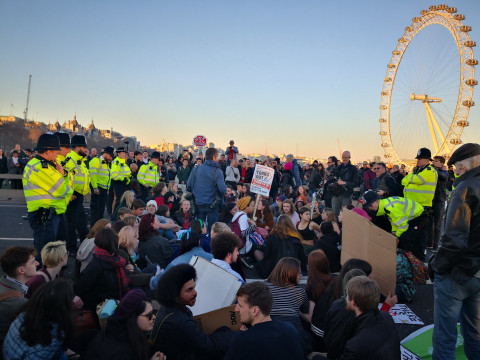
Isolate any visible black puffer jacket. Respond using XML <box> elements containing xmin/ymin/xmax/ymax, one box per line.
<box><xmin>334</xmin><ymin>162</ymin><xmax>360</xmax><ymax>194</ymax></box>
<box><xmin>431</xmin><ymin>167</ymin><xmax>480</xmax><ymax>284</ymax></box>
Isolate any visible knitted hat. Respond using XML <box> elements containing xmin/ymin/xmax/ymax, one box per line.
<box><xmin>276</xmin><ymin>195</ymin><xmax>286</xmax><ymax>202</ymax></box>
<box><xmin>237</xmin><ymin>196</ymin><xmax>252</xmax><ymax>211</ymax></box>
<box><xmin>284</xmin><ymin>162</ymin><xmax>293</xmax><ymax>171</ymax></box>
<box><xmin>146</xmin><ymin>200</ymin><xmax>157</xmax><ymax>211</ymax></box>
<box><xmin>111</xmin><ymin>289</ymin><xmax>146</xmax><ymax>320</ymax></box>
<box><xmin>351</xmin><ymin>207</ymin><xmax>372</xmax><ymax>221</ymax></box>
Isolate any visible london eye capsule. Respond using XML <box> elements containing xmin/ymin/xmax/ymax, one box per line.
<box><xmin>463</xmin><ymin>100</ymin><xmax>475</xmax><ymax>107</ymax></box>
<box><xmin>381</xmin><ymin>92</ymin><xmax>389</xmax><ymax>96</ymax></box>
<box><xmin>379</xmin><ymin>131</ymin><xmax>388</xmax><ymax>136</ymax></box>
<box><xmin>447</xmin><ymin>7</ymin><xmax>457</xmax><ymax>13</ymax></box>
<box><xmin>412</xmin><ymin>17</ymin><xmax>421</xmax><ymax>23</ymax></box>
<box><xmin>466</xmin><ymin>59</ymin><xmax>478</xmax><ymax>66</ymax></box>
<box><xmin>379</xmin><ymin>118</ymin><xmax>387</xmax><ymax>123</ymax></box>
<box><xmin>420</xmin><ymin>10</ymin><xmax>429</xmax><ymax>16</ymax></box>
<box><xmin>450</xmin><ymin>139</ymin><xmax>462</xmax><ymax>145</ymax></box>
<box><xmin>388</xmin><ymin>64</ymin><xmax>396</xmax><ymax>69</ymax></box>
<box><xmin>381</xmin><ymin>143</ymin><xmax>390</xmax><ymax>148</ymax></box>
<box><xmin>429</xmin><ymin>5</ymin><xmax>438</xmax><ymax>11</ymax></box>
<box><xmin>380</xmin><ymin>105</ymin><xmax>388</xmax><ymax>110</ymax></box>
<box><xmin>454</xmin><ymin>14</ymin><xmax>466</xmax><ymax>21</ymax></box>
<box><xmin>398</xmin><ymin>38</ymin><xmax>406</xmax><ymax>43</ymax></box>
<box><xmin>405</xmin><ymin>26</ymin><xmax>413</xmax><ymax>32</ymax></box>
<box><xmin>392</xmin><ymin>50</ymin><xmax>401</xmax><ymax>56</ymax></box>
<box><xmin>460</xmin><ymin>25</ymin><xmax>472</xmax><ymax>32</ymax></box>
<box><xmin>384</xmin><ymin>77</ymin><xmax>392</xmax><ymax>82</ymax></box>
<box><xmin>437</xmin><ymin>4</ymin><xmax>448</xmax><ymax>10</ymax></box>
<box><xmin>464</xmin><ymin>41</ymin><xmax>476</xmax><ymax>47</ymax></box>
<box><xmin>457</xmin><ymin>120</ymin><xmax>469</xmax><ymax>127</ymax></box>
<box><xmin>466</xmin><ymin>79</ymin><xmax>478</xmax><ymax>86</ymax></box>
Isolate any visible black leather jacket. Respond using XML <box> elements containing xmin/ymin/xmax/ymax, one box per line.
<box><xmin>334</xmin><ymin>162</ymin><xmax>360</xmax><ymax>194</ymax></box>
<box><xmin>431</xmin><ymin>166</ymin><xmax>480</xmax><ymax>284</ymax></box>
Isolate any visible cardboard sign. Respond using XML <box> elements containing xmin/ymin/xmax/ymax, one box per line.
<box><xmin>341</xmin><ymin>209</ymin><xmax>397</xmax><ymax>295</ymax></box>
<box><xmin>188</xmin><ymin>256</ymin><xmax>243</xmax><ymax>316</ymax></box>
<box><xmin>381</xmin><ymin>304</ymin><xmax>424</xmax><ymax>325</ymax></box>
<box><xmin>193</xmin><ymin>305</ymin><xmax>242</xmax><ymax>335</ymax></box>
<box><xmin>250</xmin><ymin>164</ymin><xmax>274</xmax><ymax>196</ymax></box>
<box><xmin>193</xmin><ymin>135</ymin><xmax>207</xmax><ymax>148</ymax></box>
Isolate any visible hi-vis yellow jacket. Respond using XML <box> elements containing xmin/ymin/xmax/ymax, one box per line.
<box><xmin>89</xmin><ymin>156</ymin><xmax>111</xmax><ymax>190</ymax></box>
<box><xmin>111</xmin><ymin>157</ymin><xmax>131</xmax><ymax>184</ymax></box>
<box><xmin>137</xmin><ymin>161</ymin><xmax>160</xmax><ymax>187</ymax></box>
<box><xmin>22</xmin><ymin>156</ymin><xmax>73</xmax><ymax>214</ymax></box>
<box><xmin>64</xmin><ymin>151</ymin><xmax>90</xmax><ymax>195</ymax></box>
<box><xmin>377</xmin><ymin>196</ymin><xmax>424</xmax><ymax>237</ymax></box>
<box><xmin>402</xmin><ymin>165</ymin><xmax>438</xmax><ymax>207</ymax></box>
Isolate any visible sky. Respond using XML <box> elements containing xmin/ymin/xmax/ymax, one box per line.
<box><xmin>1</xmin><ymin>0</ymin><xmax>479</xmax><ymax>162</ymax></box>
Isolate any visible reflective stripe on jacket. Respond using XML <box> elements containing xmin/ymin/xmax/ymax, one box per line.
<box><xmin>402</xmin><ymin>165</ymin><xmax>438</xmax><ymax>207</ymax></box>
<box><xmin>64</xmin><ymin>151</ymin><xmax>90</xmax><ymax>195</ymax></box>
<box><xmin>111</xmin><ymin>157</ymin><xmax>131</xmax><ymax>183</ymax></box>
<box><xmin>377</xmin><ymin>196</ymin><xmax>424</xmax><ymax>237</ymax></box>
<box><xmin>22</xmin><ymin>157</ymin><xmax>73</xmax><ymax>214</ymax></box>
<box><xmin>137</xmin><ymin>161</ymin><xmax>160</xmax><ymax>187</ymax></box>
<box><xmin>89</xmin><ymin>156</ymin><xmax>111</xmax><ymax>190</ymax></box>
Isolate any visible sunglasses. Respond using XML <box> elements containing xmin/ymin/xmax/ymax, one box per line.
<box><xmin>373</xmin><ymin>167</ymin><xmax>381</xmax><ymax>170</ymax></box>
<box><xmin>140</xmin><ymin>311</ymin><xmax>155</xmax><ymax>320</ymax></box>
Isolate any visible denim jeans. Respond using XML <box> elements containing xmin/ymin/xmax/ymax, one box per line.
<box><xmin>195</xmin><ymin>204</ymin><xmax>219</xmax><ymax>233</ymax></box>
<box><xmin>433</xmin><ymin>272</ymin><xmax>480</xmax><ymax>360</ymax></box>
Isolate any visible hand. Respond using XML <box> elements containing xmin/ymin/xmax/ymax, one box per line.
<box><xmin>145</xmin><ymin>183</ymin><xmax>150</xmax><ymax>188</ymax></box>
<box><xmin>239</xmin><ymin>325</ymin><xmax>248</xmax><ymax>331</ymax></box>
<box><xmin>247</xmin><ymin>219</ymin><xmax>256</xmax><ymax>226</ymax></box>
<box><xmin>93</xmin><ymin>188</ymin><xmax>99</xmax><ymax>195</ymax></box>
<box><xmin>337</xmin><ymin>179</ymin><xmax>346</xmax><ymax>186</ymax></box>
<box><xmin>125</xmin><ymin>264</ymin><xmax>135</xmax><ymax>273</ymax></box>
<box><xmin>151</xmin><ymin>352</ymin><xmax>167</xmax><ymax>360</ymax></box>
<box><xmin>265</xmin><ymin>226</ymin><xmax>270</xmax><ymax>231</ymax></box>
<box><xmin>71</xmin><ymin>195</ymin><xmax>77</xmax><ymax>201</ymax></box>
<box><xmin>72</xmin><ymin>296</ymin><xmax>83</xmax><ymax>310</ymax></box>
<box><xmin>377</xmin><ymin>190</ymin><xmax>385</xmax><ymax>196</ymax></box>
<box><xmin>54</xmin><ymin>160</ymin><xmax>65</xmax><ymax>176</ymax></box>
<box><xmin>384</xmin><ymin>293</ymin><xmax>397</xmax><ymax>308</ymax></box>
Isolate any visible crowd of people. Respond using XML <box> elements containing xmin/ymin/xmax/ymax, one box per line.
<box><xmin>0</xmin><ymin>133</ymin><xmax>479</xmax><ymax>359</ymax></box>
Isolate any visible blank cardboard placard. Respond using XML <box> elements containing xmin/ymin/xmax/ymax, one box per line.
<box><xmin>189</xmin><ymin>256</ymin><xmax>243</xmax><ymax>316</ymax></box>
<box><xmin>341</xmin><ymin>209</ymin><xmax>397</xmax><ymax>295</ymax></box>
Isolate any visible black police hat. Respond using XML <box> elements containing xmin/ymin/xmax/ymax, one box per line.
<box><xmin>447</xmin><ymin>143</ymin><xmax>480</xmax><ymax>166</ymax></box>
<box><xmin>151</xmin><ymin>151</ymin><xmax>161</xmax><ymax>159</ymax></box>
<box><xmin>415</xmin><ymin>147</ymin><xmax>433</xmax><ymax>161</ymax></box>
<box><xmin>102</xmin><ymin>146</ymin><xmax>115</xmax><ymax>157</ymax></box>
<box><xmin>34</xmin><ymin>133</ymin><xmax>61</xmax><ymax>152</ymax></box>
<box><xmin>116</xmin><ymin>147</ymin><xmax>127</xmax><ymax>153</ymax></box>
<box><xmin>54</xmin><ymin>131</ymin><xmax>71</xmax><ymax>148</ymax></box>
<box><xmin>362</xmin><ymin>190</ymin><xmax>379</xmax><ymax>210</ymax></box>
<box><xmin>71</xmin><ymin>135</ymin><xmax>87</xmax><ymax>148</ymax></box>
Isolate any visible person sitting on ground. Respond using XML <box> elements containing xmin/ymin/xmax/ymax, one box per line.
<box><xmin>219</xmin><ymin>202</ymin><xmax>237</xmax><ymax>224</ymax></box>
<box><xmin>336</xmin><ymin>276</ymin><xmax>400</xmax><ymax>360</ymax></box>
<box><xmin>189</xmin><ymin>219</ymin><xmax>211</xmax><ymax>253</ymax></box>
<box><xmin>224</xmin><ymin>184</ymin><xmax>237</xmax><ymax>204</ymax></box>
<box><xmin>255</xmin><ymin>199</ymin><xmax>274</xmax><ymax>233</ymax></box>
<box><xmin>173</xmin><ymin>199</ymin><xmax>194</xmax><ymax>230</ymax></box>
<box><xmin>313</xmin><ymin>221</ymin><xmax>342</xmax><ymax>273</ymax></box>
<box><xmin>270</xmin><ymin>195</ymin><xmax>285</xmax><ymax>220</ymax></box>
<box><xmin>295</xmin><ymin>185</ymin><xmax>310</xmax><ymax>205</ymax></box>
<box><xmin>131</xmin><ymin>199</ymin><xmax>146</xmax><ymax>219</ymax></box>
<box><xmin>265</xmin><ymin>257</ymin><xmax>311</xmax><ymax>351</ymax></box>
<box><xmin>255</xmin><ymin>215</ymin><xmax>306</xmax><ymax>279</ymax></box>
<box><xmin>112</xmin><ymin>220</ymin><xmax>127</xmax><ymax>234</ymax></box>
<box><xmin>318</xmin><ymin>207</ymin><xmax>340</xmax><ymax>235</ymax></box>
<box><xmin>116</xmin><ymin>207</ymin><xmax>133</xmax><ymax>222</ymax></box>
<box><xmin>122</xmin><ymin>215</ymin><xmax>139</xmax><ymax>230</ymax></box>
<box><xmin>137</xmin><ymin>214</ymin><xmax>174</xmax><ymax>270</ymax></box>
<box><xmin>0</xmin><ymin>246</ymin><xmax>38</xmax><ymax>350</ymax></box>
<box><xmin>113</xmin><ymin>191</ymin><xmax>135</xmax><ymax>220</ymax></box>
<box><xmin>150</xmin><ymin>264</ymin><xmax>234</xmax><ymax>360</ymax></box>
<box><xmin>166</xmin><ymin>230</ymin><xmax>213</xmax><ymax>271</ymax></box>
<box><xmin>3</xmin><ymin>279</ymin><xmax>79</xmax><ymax>360</ymax></box>
<box><xmin>77</xmin><ymin>219</ymin><xmax>111</xmax><ymax>273</ymax></box>
<box><xmin>84</xmin><ymin>289</ymin><xmax>166</xmax><ymax>360</ymax></box>
<box><xmin>150</xmin><ymin>182</ymin><xmax>168</xmax><ymax>207</ymax></box>
<box><xmin>281</xmin><ymin>199</ymin><xmax>300</xmax><ymax>225</ymax></box>
<box><xmin>210</xmin><ymin>231</ymin><xmax>244</xmax><ymax>282</ymax></box>
<box><xmin>230</xmin><ymin>197</ymin><xmax>261</xmax><ymax>260</ymax></box>
<box><xmin>26</xmin><ymin>241</ymin><xmax>83</xmax><ymax>306</ymax></box>
<box><xmin>224</xmin><ymin>281</ymin><xmax>305</xmax><ymax>360</ymax></box>
<box><xmin>118</xmin><ymin>226</ymin><xmax>153</xmax><ymax>289</ymax></box>
<box><xmin>145</xmin><ymin>200</ymin><xmax>179</xmax><ymax>240</ymax></box>
<box><xmin>296</xmin><ymin>206</ymin><xmax>321</xmax><ymax>254</ymax></box>
<box><xmin>75</xmin><ymin>228</ymin><xmax>129</xmax><ymax>311</ymax></box>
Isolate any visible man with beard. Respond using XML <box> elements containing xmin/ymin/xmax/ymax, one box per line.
<box><xmin>64</xmin><ymin>135</ymin><xmax>90</xmax><ymax>254</ymax></box>
<box><xmin>151</xmin><ymin>264</ymin><xmax>234</xmax><ymax>360</ymax></box>
<box><xmin>224</xmin><ymin>281</ymin><xmax>305</xmax><ymax>360</ymax></box>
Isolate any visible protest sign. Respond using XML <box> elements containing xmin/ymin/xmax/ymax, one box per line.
<box><xmin>341</xmin><ymin>209</ymin><xmax>397</xmax><ymax>295</ymax></box>
<box><xmin>193</xmin><ymin>135</ymin><xmax>207</xmax><ymax>148</ymax></box>
<box><xmin>250</xmin><ymin>164</ymin><xmax>274</xmax><ymax>197</ymax></box>
<box><xmin>193</xmin><ymin>305</ymin><xmax>242</xmax><ymax>334</ymax></box>
<box><xmin>401</xmin><ymin>347</ymin><xmax>422</xmax><ymax>360</ymax></box>
<box><xmin>381</xmin><ymin>304</ymin><xmax>424</xmax><ymax>325</ymax></box>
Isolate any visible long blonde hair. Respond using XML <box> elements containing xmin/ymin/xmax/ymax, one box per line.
<box><xmin>120</xmin><ymin>191</ymin><xmax>135</xmax><ymax>209</ymax></box>
<box><xmin>118</xmin><ymin>226</ymin><xmax>138</xmax><ymax>255</ymax></box>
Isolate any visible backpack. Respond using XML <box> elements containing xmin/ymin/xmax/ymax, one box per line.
<box><xmin>403</xmin><ymin>250</ymin><xmax>429</xmax><ymax>284</ymax></box>
<box><xmin>229</xmin><ymin>213</ymin><xmax>246</xmax><ymax>249</ymax></box>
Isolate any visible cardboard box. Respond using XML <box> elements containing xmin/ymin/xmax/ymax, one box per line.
<box><xmin>341</xmin><ymin>209</ymin><xmax>397</xmax><ymax>295</ymax></box>
<box><xmin>193</xmin><ymin>304</ymin><xmax>242</xmax><ymax>335</ymax></box>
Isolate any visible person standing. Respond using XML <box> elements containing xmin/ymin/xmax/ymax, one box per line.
<box><xmin>0</xmin><ymin>148</ymin><xmax>8</xmax><ymax>189</ymax></box>
<box><xmin>64</xmin><ymin>135</ymin><xmax>90</xmax><ymax>254</ymax></box>
<box><xmin>187</xmin><ymin>147</ymin><xmax>226</xmax><ymax>232</ymax></box>
<box><xmin>89</xmin><ymin>146</ymin><xmax>114</xmax><ymax>226</ymax></box>
<box><xmin>430</xmin><ymin>143</ymin><xmax>480</xmax><ymax>360</ymax></box>
<box><xmin>22</xmin><ymin>133</ymin><xmax>73</xmax><ymax>261</ymax></box>
<box><xmin>225</xmin><ymin>140</ymin><xmax>239</xmax><ymax>166</ymax></box>
<box><xmin>332</xmin><ymin>151</ymin><xmax>360</xmax><ymax>217</ymax></box>
<box><xmin>224</xmin><ymin>281</ymin><xmax>305</xmax><ymax>360</ymax></box>
<box><xmin>137</xmin><ymin>151</ymin><xmax>161</xmax><ymax>201</ymax></box>
<box><xmin>225</xmin><ymin>159</ymin><xmax>240</xmax><ymax>189</ymax></box>
<box><xmin>429</xmin><ymin>156</ymin><xmax>448</xmax><ymax>250</ymax></box>
<box><xmin>7</xmin><ymin>150</ymin><xmax>23</xmax><ymax>189</ymax></box>
<box><xmin>111</xmin><ymin>147</ymin><xmax>132</xmax><ymax>213</ymax></box>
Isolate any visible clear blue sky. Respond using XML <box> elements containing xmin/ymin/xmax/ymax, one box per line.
<box><xmin>1</xmin><ymin>0</ymin><xmax>479</xmax><ymax>161</ymax></box>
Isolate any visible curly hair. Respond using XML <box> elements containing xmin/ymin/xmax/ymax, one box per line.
<box><xmin>155</xmin><ymin>264</ymin><xmax>197</xmax><ymax>307</ymax></box>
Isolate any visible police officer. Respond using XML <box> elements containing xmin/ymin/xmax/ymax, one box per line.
<box><xmin>137</xmin><ymin>151</ymin><xmax>161</xmax><ymax>201</ymax></box>
<box><xmin>64</xmin><ymin>135</ymin><xmax>90</xmax><ymax>254</ymax></box>
<box><xmin>402</xmin><ymin>147</ymin><xmax>438</xmax><ymax>253</ymax></box>
<box><xmin>89</xmin><ymin>146</ymin><xmax>114</xmax><ymax>226</ymax></box>
<box><xmin>54</xmin><ymin>131</ymin><xmax>73</xmax><ymax>242</ymax></box>
<box><xmin>363</xmin><ymin>190</ymin><xmax>427</xmax><ymax>260</ymax></box>
<box><xmin>22</xmin><ymin>133</ymin><xmax>73</xmax><ymax>262</ymax></box>
<box><xmin>110</xmin><ymin>147</ymin><xmax>131</xmax><ymax>215</ymax></box>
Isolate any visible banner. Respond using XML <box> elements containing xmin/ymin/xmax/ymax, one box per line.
<box><xmin>250</xmin><ymin>164</ymin><xmax>274</xmax><ymax>197</ymax></box>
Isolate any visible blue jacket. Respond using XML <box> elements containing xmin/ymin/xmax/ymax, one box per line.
<box><xmin>187</xmin><ymin>160</ymin><xmax>226</xmax><ymax>206</ymax></box>
<box><xmin>292</xmin><ymin>159</ymin><xmax>303</xmax><ymax>188</ymax></box>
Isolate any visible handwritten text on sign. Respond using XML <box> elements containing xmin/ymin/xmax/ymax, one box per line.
<box><xmin>250</xmin><ymin>165</ymin><xmax>274</xmax><ymax>196</ymax></box>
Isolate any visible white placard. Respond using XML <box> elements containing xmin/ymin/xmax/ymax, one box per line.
<box><xmin>382</xmin><ymin>304</ymin><xmax>424</xmax><ymax>325</ymax></box>
<box><xmin>401</xmin><ymin>346</ymin><xmax>422</xmax><ymax>360</ymax></box>
<box><xmin>250</xmin><ymin>164</ymin><xmax>274</xmax><ymax>196</ymax></box>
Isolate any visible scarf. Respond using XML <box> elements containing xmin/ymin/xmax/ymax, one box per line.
<box><xmin>94</xmin><ymin>247</ymin><xmax>129</xmax><ymax>296</ymax></box>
